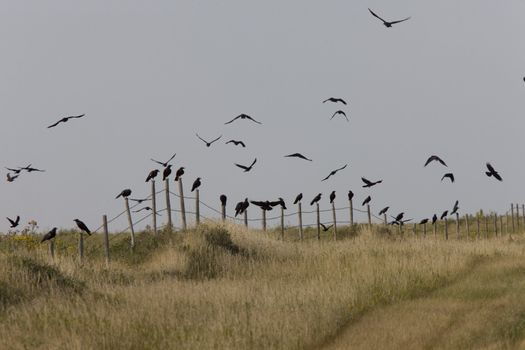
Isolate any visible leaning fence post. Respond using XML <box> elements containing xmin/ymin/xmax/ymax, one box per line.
<box><xmin>316</xmin><ymin>203</ymin><xmax>321</xmax><ymax>241</ymax></box>
<box><xmin>331</xmin><ymin>202</ymin><xmax>337</xmax><ymax>241</ymax></box>
<box><xmin>178</xmin><ymin>179</ymin><xmax>187</xmax><ymax>230</ymax></box>
<box><xmin>298</xmin><ymin>202</ymin><xmax>303</xmax><ymax>240</ymax></box>
<box><xmin>280</xmin><ymin>207</ymin><xmax>285</xmax><ymax>240</ymax></box>
<box><xmin>511</xmin><ymin>204</ymin><xmax>515</xmax><ymax>233</ymax></box>
<box><xmin>103</xmin><ymin>214</ymin><xmax>110</xmax><ymax>267</ymax></box>
<box><xmin>465</xmin><ymin>214</ymin><xmax>470</xmax><ymax>240</ymax></box>
<box><xmin>78</xmin><ymin>231</ymin><xmax>84</xmax><ymax>264</ymax></box>
<box><xmin>151</xmin><ymin>180</ymin><xmax>157</xmax><ymax>234</ymax></box>
<box><xmin>164</xmin><ymin>179</ymin><xmax>172</xmax><ymax>231</ymax></box>
<box><xmin>455</xmin><ymin>213</ymin><xmax>460</xmax><ymax>239</ymax></box>
<box><xmin>195</xmin><ymin>189</ymin><xmax>200</xmax><ymax>226</ymax></box>
<box><xmin>125</xmin><ymin>197</ymin><xmax>136</xmax><ymax>249</ymax></box>
<box><xmin>367</xmin><ymin>204</ymin><xmax>372</xmax><ymax>230</ymax></box>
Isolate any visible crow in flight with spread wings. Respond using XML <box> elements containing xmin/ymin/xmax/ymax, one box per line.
<box><xmin>368</xmin><ymin>8</ymin><xmax>411</xmax><ymax>28</ymax></box>
<box><xmin>47</xmin><ymin>114</ymin><xmax>85</xmax><ymax>128</ymax></box>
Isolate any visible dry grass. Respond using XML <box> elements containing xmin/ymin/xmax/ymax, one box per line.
<box><xmin>1</xmin><ymin>223</ymin><xmax>525</xmax><ymax>349</ymax></box>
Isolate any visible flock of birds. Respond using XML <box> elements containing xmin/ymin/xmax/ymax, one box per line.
<box><xmin>4</xmin><ymin>7</ymin><xmax>513</xmax><ymax>242</ymax></box>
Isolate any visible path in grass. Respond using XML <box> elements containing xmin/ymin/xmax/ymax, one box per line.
<box><xmin>323</xmin><ymin>256</ymin><xmax>525</xmax><ymax>350</ymax></box>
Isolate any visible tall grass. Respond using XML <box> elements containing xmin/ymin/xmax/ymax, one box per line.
<box><xmin>0</xmin><ymin>223</ymin><xmax>524</xmax><ymax>349</ymax></box>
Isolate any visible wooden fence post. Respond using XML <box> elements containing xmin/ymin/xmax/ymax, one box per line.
<box><xmin>500</xmin><ymin>215</ymin><xmax>504</xmax><ymax>236</ymax></box>
<box><xmin>516</xmin><ymin>203</ymin><xmax>520</xmax><ymax>232</ymax></box>
<box><xmin>316</xmin><ymin>203</ymin><xmax>321</xmax><ymax>241</ymax></box>
<box><xmin>332</xmin><ymin>202</ymin><xmax>337</xmax><ymax>241</ymax></box>
<box><xmin>383</xmin><ymin>213</ymin><xmax>387</xmax><ymax>225</ymax></box>
<box><xmin>522</xmin><ymin>204</ymin><xmax>525</xmax><ymax>232</ymax></box>
<box><xmin>178</xmin><ymin>179</ymin><xmax>187</xmax><ymax>230</ymax></box>
<box><xmin>465</xmin><ymin>215</ymin><xmax>470</xmax><ymax>240</ymax></box>
<box><xmin>444</xmin><ymin>218</ymin><xmax>448</xmax><ymax>240</ymax></box>
<box><xmin>476</xmin><ymin>215</ymin><xmax>480</xmax><ymax>239</ymax></box>
<box><xmin>455</xmin><ymin>213</ymin><xmax>460</xmax><ymax>239</ymax></box>
<box><xmin>244</xmin><ymin>210</ymin><xmax>248</xmax><ymax>227</ymax></box>
<box><xmin>484</xmin><ymin>215</ymin><xmax>489</xmax><ymax>239</ymax></box>
<box><xmin>298</xmin><ymin>202</ymin><xmax>303</xmax><ymax>240</ymax></box>
<box><xmin>433</xmin><ymin>221</ymin><xmax>437</xmax><ymax>237</ymax></box>
<box><xmin>494</xmin><ymin>213</ymin><xmax>498</xmax><ymax>237</ymax></box>
<box><xmin>125</xmin><ymin>197</ymin><xmax>135</xmax><ymax>249</ymax></box>
<box><xmin>367</xmin><ymin>204</ymin><xmax>372</xmax><ymax>230</ymax></box>
<box><xmin>511</xmin><ymin>204</ymin><xmax>515</xmax><ymax>233</ymax></box>
<box><xmin>413</xmin><ymin>223</ymin><xmax>417</xmax><ymax>236</ymax></box>
<box><xmin>262</xmin><ymin>209</ymin><xmax>266</xmax><ymax>231</ymax></box>
<box><xmin>423</xmin><ymin>222</ymin><xmax>427</xmax><ymax>236</ymax></box>
<box><xmin>78</xmin><ymin>231</ymin><xmax>84</xmax><ymax>264</ymax></box>
<box><xmin>195</xmin><ymin>189</ymin><xmax>200</xmax><ymax>226</ymax></box>
<box><xmin>349</xmin><ymin>198</ymin><xmax>354</xmax><ymax>226</ymax></box>
<box><xmin>103</xmin><ymin>214</ymin><xmax>110</xmax><ymax>267</ymax></box>
<box><xmin>48</xmin><ymin>240</ymin><xmax>55</xmax><ymax>260</ymax></box>
<box><xmin>280</xmin><ymin>206</ymin><xmax>285</xmax><ymax>240</ymax></box>
<box><xmin>151</xmin><ymin>180</ymin><xmax>157</xmax><ymax>234</ymax></box>
<box><xmin>220</xmin><ymin>195</ymin><xmax>227</xmax><ymax>221</ymax></box>
<box><xmin>164</xmin><ymin>179</ymin><xmax>172</xmax><ymax>231</ymax></box>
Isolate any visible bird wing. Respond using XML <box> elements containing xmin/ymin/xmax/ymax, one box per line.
<box><xmin>486</xmin><ymin>162</ymin><xmax>496</xmax><ymax>173</ymax></box>
<box><xmin>151</xmin><ymin>158</ymin><xmax>165</xmax><ymax>166</ymax></box>
<box><xmin>195</xmin><ymin>133</ymin><xmax>208</xmax><ymax>144</ymax></box>
<box><xmin>336</xmin><ymin>164</ymin><xmax>348</xmax><ymax>172</ymax></box>
<box><xmin>165</xmin><ymin>153</ymin><xmax>176</xmax><ymax>164</ymax></box>
<box><xmin>47</xmin><ymin>120</ymin><xmax>62</xmax><ymax>128</ymax></box>
<box><xmin>246</xmin><ymin>116</ymin><xmax>262</xmax><ymax>124</ymax></box>
<box><xmin>210</xmin><ymin>135</ymin><xmax>222</xmax><ymax>144</ymax></box>
<box><xmin>362</xmin><ymin>177</ymin><xmax>373</xmax><ymax>186</ymax></box>
<box><xmin>320</xmin><ymin>223</ymin><xmax>327</xmax><ymax>230</ymax></box>
<box><xmin>321</xmin><ymin>173</ymin><xmax>332</xmax><ymax>181</ymax></box>
<box><xmin>6</xmin><ymin>217</ymin><xmax>14</xmax><ymax>226</ymax></box>
<box><xmin>235</xmin><ymin>163</ymin><xmax>249</xmax><ymax>171</ymax></box>
<box><xmin>69</xmin><ymin>114</ymin><xmax>85</xmax><ymax>119</ymax></box>
<box><xmin>493</xmin><ymin>172</ymin><xmax>503</xmax><ymax>181</ymax></box>
<box><xmin>14</xmin><ymin>216</ymin><xmax>19</xmax><ymax>224</ymax></box>
<box><xmin>224</xmin><ymin>116</ymin><xmax>240</xmax><ymax>124</ymax></box>
<box><xmin>249</xmin><ymin>158</ymin><xmax>257</xmax><ymax>168</ymax></box>
<box><xmin>368</xmin><ymin>8</ymin><xmax>386</xmax><ymax>23</ymax></box>
<box><xmin>389</xmin><ymin>17</ymin><xmax>411</xmax><ymax>25</ymax></box>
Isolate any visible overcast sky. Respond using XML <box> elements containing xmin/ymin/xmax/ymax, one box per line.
<box><xmin>1</xmin><ymin>1</ymin><xmax>525</xmax><ymax>232</ymax></box>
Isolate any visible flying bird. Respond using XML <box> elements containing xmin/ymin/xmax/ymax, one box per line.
<box><xmin>251</xmin><ymin>200</ymin><xmax>273</xmax><ymax>211</ymax></box>
<box><xmin>21</xmin><ymin>165</ymin><xmax>45</xmax><ymax>173</ymax></box>
<box><xmin>235</xmin><ymin>158</ymin><xmax>257</xmax><ymax>173</ymax></box>
<box><xmin>392</xmin><ymin>212</ymin><xmax>405</xmax><ymax>222</ymax></box>
<box><xmin>234</xmin><ymin>198</ymin><xmax>249</xmax><ymax>217</ymax></box>
<box><xmin>441</xmin><ymin>173</ymin><xmax>455</xmax><ymax>183</ymax></box>
<box><xmin>116</xmin><ymin>189</ymin><xmax>132</xmax><ymax>199</ymax></box>
<box><xmin>293</xmin><ymin>193</ymin><xmax>303</xmax><ymax>204</ymax></box>
<box><xmin>362</xmin><ymin>196</ymin><xmax>371</xmax><ymax>206</ymax></box>
<box><xmin>220</xmin><ymin>194</ymin><xmax>227</xmax><ymax>206</ymax></box>
<box><xmin>145</xmin><ymin>169</ymin><xmax>159</xmax><ymax>182</ymax></box>
<box><xmin>440</xmin><ymin>211</ymin><xmax>448</xmax><ymax>220</ymax></box>
<box><xmin>191</xmin><ymin>177</ymin><xmax>201</xmax><ymax>192</ymax></box>
<box><xmin>320</xmin><ymin>223</ymin><xmax>333</xmax><ymax>232</ymax></box>
<box><xmin>330</xmin><ymin>110</ymin><xmax>349</xmax><ymax>122</ymax></box>
<box><xmin>321</xmin><ymin>164</ymin><xmax>348</xmax><ymax>181</ymax></box>
<box><xmin>74</xmin><ymin>219</ymin><xmax>91</xmax><ymax>235</ymax></box>
<box><xmin>226</xmin><ymin>140</ymin><xmax>246</xmax><ymax>148</ymax></box>
<box><xmin>329</xmin><ymin>191</ymin><xmax>336</xmax><ymax>204</ymax></box>
<box><xmin>224</xmin><ymin>114</ymin><xmax>262</xmax><ymax>125</ymax></box>
<box><xmin>424</xmin><ymin>155</ymin><xmax>447</xmax><ymax>167</ymax></box>
<box><xmin>5</xmin><ymin>167</ymin><xmax>22</xmax><ymax>174</ymax></box>
<box><xmin>284</xmin><ymin>153</ymin><xmax>312</xmax><ymax>162</ymax></box>
<box><xmin>151</xmin><ymin>153</ymin><xmax>176</xmax><ymax>168</ymax></box>
<box><xmin>130</xmin><ymin>198</ymin><xmax>149</xmax><ymax>204</ymax></box>
<box><xmin>361</xmin><ymin>177</ymin><xmax>383</xmax><ymax>188</ymax></box>
<box><xmin>485</xmin><ymin>163</ymin><xmax>502</xmax><ymax>181</ymax></box>
<box><xmin>196</xmin><ymin>133</ymin><xmax>222</xmax><ymax>147</ymax></box>
<box><xmin>310</xmin><ymin>193</ymin><xmax>322</xmax><ymax>206</ymax></box>
<box><xmin>368</xmin><ymin>8</ymin><xmax>411</xmax><ymax>28</ymax></box>
<box><xmin>47</xmin><ymin>114</ymin><xmax>85</xmax><ymax>128</ymax></box>
<box><xmin>41</xmin><ymin>228</ymin><xmax>57</xmax><ymax>243</ymax></box>
<box><xmin>450</xmin><ymin>200</ymin><xmax>460</xmax><ymax>215</ymax></box>
<box><xmin>6</xmin><ymin>173</ymin><xmax>18</xmax><ymax>182</ymax></box>
<box><xmin>323</xmin><ymin>97</ymin><xmax>347</xmax><ymax>105</ymax></box>
<box><xmin>133</xmin><ymin>207</ymin><xmax>157</xmax><ymax>214</ymax></box>
<box><xmin>6</xmin><ymin>216</ymin><xmax>20</xmax><ymax>228</ymax></box>
<box><xmin>162</xmin><ymin>165</ymin><xmax>172</xmax><ymax>181</ymax></box>
<box><xmin>378</xmin><ymin>207</ymin><xmax>390</xmax><ymax>216</ymax></box>
<box><xmin>174</xmin><ymin>167</ymin><xmax>185</xmax><ymax>181</ymax></box>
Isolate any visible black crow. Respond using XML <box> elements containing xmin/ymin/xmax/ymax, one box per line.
<box><xmin>284</xmin><ymin>153</ymin><xmax>312</xmax><ymax>162</ymax></box>
<box><xmin>323</xmin><ymin>97</ymin><xmax>347</xmax><ymax>105</ymax></box>
<box><xmin>41</xmin><ymin>228</ymin><xmax>57</xmax><ymax>243</ymax></box>
<box><xmin>293</xmin><ymin>193</ymin><xmax>303</xmax><ymax>204</ymax></box>
<box><xmin>362</xmin><ymin>196</ymin><xmax>371</xmax><ymax>206</ymax></box>
<box><xmin>321</xmin><ymin>164</ymin><xmax>348</xmax><ymax>181</ymax></box>
<box><xmin>419</xmin><ymin>218</ymin><xmax>429</xmax><ymax>225</ymax></box>
<box><xmin>432</xmin><ymin>214</ymin><xmax>438</xmax><ymax>224</ymax></box>
<box><xmin>174</xmin><ymin>167</ymin><xmax>185</xmax><ymax>181</ymax></box>
<box><xmin>441</xmin><ymin>173</ymin><xmax>455</xmax><ymax>183</ymax></box>
<box><xmin>6</xmin><ymin>215</ymin><xmax>20</xmax><ymax>228</ymax></box>
<box><xmin>424</xmin><ymin>155</ymin><xmax>447</xmax><ymax>167</ymax></box>
<box><xmin>74</xmin><ymin>219</ymin><xmax>91</xmax><ymax>235</ymax></box>
<box><xmin>440</xmin><ymin>210</ymin><xmax>448</xmax><ymax>220</ymax></box>
<box><xmin>226</xmin><ymin>140</ymin><xmax>246</xmax><ymax>147</ymax></box>
<box><xmin>368</xmin><ymin>8</ymin><xmax>410</xmax><ymax>27</ymax></box>
<box><xmin>220</xmin><ymin>194</ymin><xmax>227</xmax><ymax>206</ymax></box>
<box><xmin>329</xmin><ymin>191</ymin><xmax>336</xmax><ymax>204</ymax></box>
<box><xmin>320</xmin><ymin>223</ymin><xmax>333</xmax><ymax>232</ymax></box>
<box><xmin>196</xmin><ymin>133</ymin><xmax>222</xmax><ymax>147</ymax></box>
<box><xmin>162</xmin><ymin>165</ymin><xmax>172</xmax><ymax>181</ymax></box>
<box><xmin>450</xmin><ymin>200</ymin><xmax>460</xmax><ymax>215</ymax></box>
<box><xmin>235</xmin><ymin>158</ymin><xmax>257</xmax><ymax>172</ymax></box>
<box><xmin>270</xmin><ymin>197</ymin><xmax>287</xmax><ymax>210</ymax></box>
<box><xmin>6</xmin><ymin>173</ymin><xmax>18</xmax><ymax>182</ymax></box>
<box><xmin>145</xmin><ymin>169</ymin><xmax>159</xmax><ymax>182</ymax></box>
<box><xmin>130</xmin><ymin>198</ymin><xmax>149</xmax><ymax>204</ymax></box>
<box><xmin>485</xmin><ymin>163</ymin><xmax>502</xmax><ymax>181</ymax></box>
<box><xmin>330</xmin><ymin>110</ymin><xmax>349</xmax><ymax>122</ymax></box>
<box><xmin>191</xmin><ymin>177</ymin><xmax>201</xmax><ymax>192</ymax></box>
<box><xmin>310</xmin><ymin>193</ymin><xmax>322</xmax><ymax>206</ymax></box>
<box><xmin>348</xmin><ymin>191</ymin><xmax>354</xmax><ymax>201</ymax></box>
<box><xmin>361</xmin><ymin>177</ymin><xmax>383</xmax><ymax>188</ymax></box>
<box><xmin>151</xmin><ymin>153</ymin><xmax>176</xmax><ymax>168</ymax></box>
<box><xmin>235</xmin><ymin>198</ymin><xmax>249</xmax><ymax>216</ymax></box>
<box><xmin>378</xmin><ymin>206</ymin><xmax>389</xmax><ymax>216</ymax></box>
<box><xmin>116</xmin><ymin>189</ymin><xmax>132</xmax><ymax>199</ymax></box>
<box><xmin>47</xmin><ymin>114</ymin><xmax>85</xmax><ymax>128</ymax></box>
<box><xmin>225</xmin><ymin>114</ymin><xmax>262</xmax><ymax>125</ymax></box>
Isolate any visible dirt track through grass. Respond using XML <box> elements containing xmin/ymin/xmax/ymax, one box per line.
<box><xmin>323</xmin><ymin>256</ymin><xmax>525</xmax><ymax>350</ymax></box>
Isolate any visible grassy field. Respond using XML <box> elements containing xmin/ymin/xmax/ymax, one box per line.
<box><xmin>1</xmin><ymin>223</ymin><xmax>525</xmax><ymax>349</ymax></box>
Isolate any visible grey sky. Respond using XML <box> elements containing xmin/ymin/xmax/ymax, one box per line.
<box><xmin>1</xmin><ymin>1</ymin><xmax>525</xmax><ymax>232</ymax></box>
